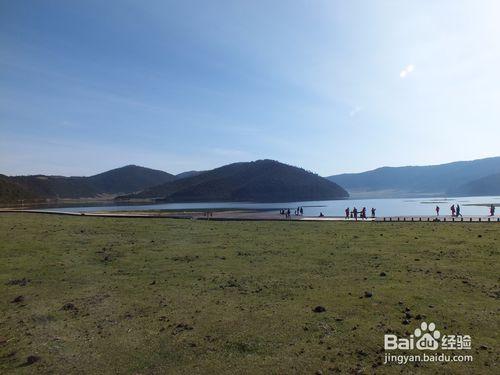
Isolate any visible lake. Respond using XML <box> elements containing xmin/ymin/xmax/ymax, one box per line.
<box><xmin>38</xmin><ymin>196</ymin><xmax>500</xmax><ymax>217</ymax></box>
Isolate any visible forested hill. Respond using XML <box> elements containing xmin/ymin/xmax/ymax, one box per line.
<box><xmin>123</xmin><ymin>160</ymin><xmax>348</xmax><ymax>203</ymax></box>
<box><xmin>2</xmin><ymin>165</ymin><xmax>175</xmax><ymax>201</ymax></box>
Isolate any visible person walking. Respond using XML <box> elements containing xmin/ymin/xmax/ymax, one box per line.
<box><xmin>300</xmin><ymin>207</ymin><xmax>303</xmax><ymax>216</ymax></box>
<box><xmin>456</xmin><ymin>204</ymin><xmax>462</xmax><ymax>217</ymax></box>
<box><xmin>345</xmin><ymin>207</ymin><xmax>350</xmax><ymax>219</ymax></box>
<box><xmin>371</xmin><ymin>207</ymin><xmax>376</xmax><ymax>218</ymax></box>
<box><xmin>451</xmin><ymin>204</ymin><xmax>456</xmax><ymax>217</ymax></box>
<box><xmin>490</xmin><ymin>204</ymin><xmax>495</xmax><ymax>216</ymax></box>
<box><xmin>436</xmin><ymin>206</ymin><xmax>440</xmax><ymax>216</ymax></box>
<box><xmin>353</xmin><ymin>207</ymin><xmax>358</xmax><ymax>221</ymax></box>
<box><xmin>361</xmin><ymin>207</ymin><xmax>367</xmax><ymax>220</ymax></box>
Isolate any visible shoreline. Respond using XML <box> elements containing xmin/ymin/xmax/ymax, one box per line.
<box><xmin>1</xmin><ymin>209</ymin><xmax>499</xmax><ymax>222</ymax></box>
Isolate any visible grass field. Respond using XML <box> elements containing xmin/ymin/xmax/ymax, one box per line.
<box><xmin>0</xmin><ymin>213</ymin><xmax>498</xmax><ymax>374</ymax></box>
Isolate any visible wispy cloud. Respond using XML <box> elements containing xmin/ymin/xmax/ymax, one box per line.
<box><xmin>210</xmin><ymin>148</ymin><xmax>251</xmax><ymax>158</ymax></box>
<box><xmin>60</xmin><ymin>120</ymin><xmax>80</xmax><ymax>129</ymax></box>
<box><xmin>399</xmin><ymin>64</ymin><xmax>415</xmax><ymax>78</ymax></box>
<box><xmin>349</xmin><ymin>106</ymin><xmax>362</xmax><ymax>117</ymax></box>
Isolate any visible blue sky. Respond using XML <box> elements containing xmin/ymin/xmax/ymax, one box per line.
<box><xmin>1</xmin><ymin>0</ymin><xmax>499</xmax><ymax>176</ymax></box>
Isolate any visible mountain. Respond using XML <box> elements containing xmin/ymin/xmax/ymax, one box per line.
<box><xmin>10</xmin><ymin>175</ymin><xmax>98</xmax><ymax>199</ymax></box>
<box><xmin>2</xmin><ymin>165</ymin><xmax>175</xmax><ymax>202</ymax></box>
<box><xmin>87</xmin><ymin>165</ymin><xmax>175</xmax><ymax>194</ymax></box>
<box><xmin>450</xmin><ymin>172</ymin><xmax>500</xmax><ymax>196</ymax></box>
<box><xmin>327</xmin><ymin>157</ymin><xmax>500</xmax><ymax>198</ymax></box>
<box><xmin>123</xmin><ymin>159</ymin><xmax>349</xmax><ymax>202</ymax></box>
<box><xmin>175</xmin><ymin>170</ymin><xmax>204</xmax><ymax>180</ymax></box>
<box><xmin>0</xmin><ymin>175</ymin><xmax>38</xmax><ymax>204</ymax></box>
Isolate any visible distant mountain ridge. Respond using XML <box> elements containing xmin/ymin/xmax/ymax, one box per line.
<box><xmin>4</xmin><ymin>165</ymin><xmax>175</xmax><ymax>201</ymax></box>
<box><xmin>450</xmin><ymin>172</ymin><xmax>500</xmax><ymax>196</ymax></box>
<box><xmin>11</xmin><ymin>175</ymin><xmax>98</xmax><ymax>199</ymax></box>
<box><xmin>123</xmin><ymin>159</ymin><xmax>348</xmax><ymax>203</ymax></box>
<box><xmin>327</xmin><ymin>157</ymin><xmax>500</xmax><ymax>198</ymax></box>
<box><xmin>4</xmin><ymin>156</ymin><xmax>499</xmax><ymax>205</ymax></box>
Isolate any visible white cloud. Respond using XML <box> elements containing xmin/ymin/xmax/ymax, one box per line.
<box><xmin>400</xmin><ymin>64</ymin><xmax>415</xmax><ymax>78</ymax></box>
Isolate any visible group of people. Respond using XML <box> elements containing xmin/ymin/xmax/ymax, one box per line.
<box><xmin>279</xmin><ymin>203</ymin><xmax>497</xmax><ymax>220</ymax></box>
<box><xmin>279</xmin><ymin>206</ymin><xmax>378</xmax><ymax>220</ymax></box>
<box><xmin>280</xmin><ymin>206</ymin><xmax>304</xmax><ymax>219</ymax></box>
<box><xmin>436</xmin><ymin>204</ymin><xmax>496</xmax><ymax>217</ymax></box>
<box><xmin>344</xmin><ymin>207</ymin><xmax>376</xmax><ymax>220</ymax></box>
<box><xmin>436</xmin><ymin>204</ymin><xmax>463</xmax><ymax>217</ymax></box>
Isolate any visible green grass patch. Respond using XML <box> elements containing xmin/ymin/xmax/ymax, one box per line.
<box><xmin>0</xmin><ymin>213</ymin><xmax>498</xmax><ymax>374</ymax></box>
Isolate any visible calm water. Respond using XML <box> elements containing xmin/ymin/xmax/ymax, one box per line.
<box><xmin>39</xmin><ymin>196</ymin><xmax>500</xmax><ymax>217</ymax></box>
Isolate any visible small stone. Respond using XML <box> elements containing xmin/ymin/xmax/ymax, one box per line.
<box><xmin>357</xmin><ymin>350</ymin><xmax>368</xmax><ymax>357</ymax></box>
<box><xmin>26</xmin><ymin>355</ymin><xmax>41</xmax><ymax>365</ymax></box>
<box><xmin>379</xmin><ymin>272</ymin><xmax>386</xmax><ymax>277</ymax></box>
<box><xmin>61</xmin><ymin>303</ymin><xmax>77</xmax><ymax>311</ymax></box>
<box><xmin>313</xmin><ymin>306</ymin><xmax>326</xmax><ymax>313</ymax></box>
<box><xmin>402</xmin><ymin>319</ymin><xmax>410</xmax><ymax>325</ymax></box>
<box><xmin>6</xmin><ymin>278</ymin><xmax>29</xmax><ymax>286</ymax></box>
<box><xmin>364</xmin><ymin>291</ymin><xmax>373</xmax><ymax>298</ymax></box>
<box><xmin>11</xmin><ymin>295</ymin><xmax>24</xmax><ymax>303</ymax></box>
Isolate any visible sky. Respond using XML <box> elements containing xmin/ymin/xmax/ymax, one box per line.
<box><xmin>1</xmin><ymin>0</ymin><xmax>500</xmax><ymax>177</ymax></box>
